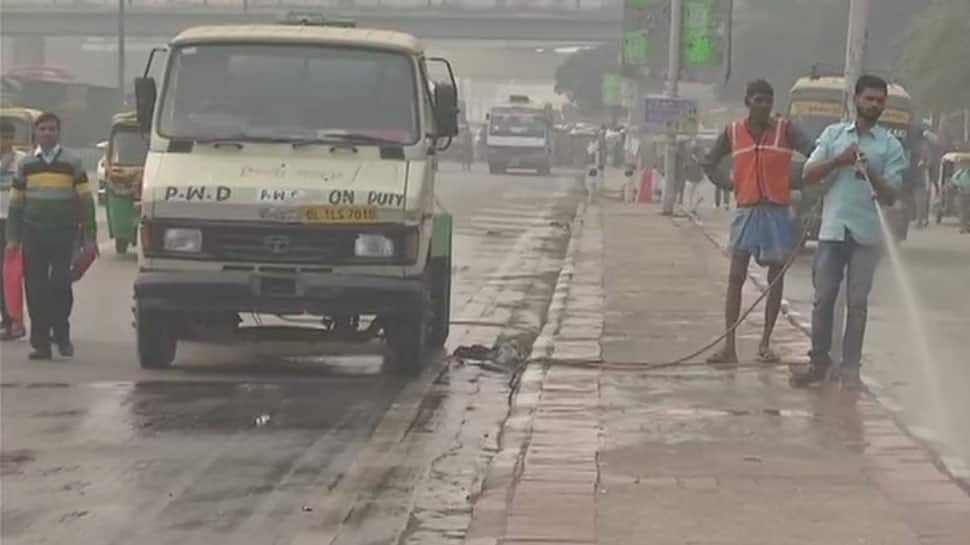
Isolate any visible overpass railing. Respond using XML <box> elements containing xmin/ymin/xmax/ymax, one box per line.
<box><xmin>0</xmin><ymin>0</ymin><xmax>621</xmax><ymax>11</ymax></box>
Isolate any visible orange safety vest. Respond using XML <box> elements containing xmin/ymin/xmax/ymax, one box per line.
<box><xmin>729</xmin><ymin>118</ymin><xmax>795</xmax><ymax>206</ymax></box>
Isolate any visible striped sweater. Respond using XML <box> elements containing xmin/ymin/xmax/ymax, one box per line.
<box><xmin>5</xmin><ymin>146</ymin><xmax>97</xmax><ymax>244</ymax></box>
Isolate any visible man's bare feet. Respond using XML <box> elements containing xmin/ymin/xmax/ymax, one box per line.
<box><xmin>706</xmin><ymin>348</ymin><xmax>739</xmax><ymax>365</ymax></box>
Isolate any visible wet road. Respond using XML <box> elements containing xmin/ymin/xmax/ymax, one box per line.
<box><xmin>690</xmin><ymin>184</ymin><xmax>970</xmax><ymax>478</ymax></box>
<box><xmin>0</xmin><ymin>163</ymin><xmax>582</xmax><ymax>545</ymax></box>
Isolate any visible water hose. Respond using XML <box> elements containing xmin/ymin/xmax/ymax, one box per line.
<box><xmin>528</xmin><ymin>194</ymin><xmax>827</xmax><ymax>371</ymax></box>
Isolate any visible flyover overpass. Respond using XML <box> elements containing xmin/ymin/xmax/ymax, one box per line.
<box><xmin>0</xmin><ymin>1</ymin><xmax>621</xmax><ymax>42</ymax></box>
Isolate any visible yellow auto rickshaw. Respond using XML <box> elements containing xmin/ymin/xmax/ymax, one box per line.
<box><xmin>104</xmin><ymin>111</ymin><xmax>148</xmax><ymax>254</ymax></box>
<box><xmin>0</xmin><ymin>107</ymin><xmax>42</xmax><ymax>153</ymax></box>
<box><xmin>935</xmin><ymin>152</ymin><xmax>970</xmax><ymax>224</ymax></box>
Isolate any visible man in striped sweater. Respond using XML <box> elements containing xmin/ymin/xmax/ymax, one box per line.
<box><xmin>5</xmin><ymin>113</ymin><xmax>97</xmax><ymax>360</ymax></box>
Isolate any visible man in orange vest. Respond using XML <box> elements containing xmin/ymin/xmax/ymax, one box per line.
<box><xmin>699</xmin><ymin>80</ymin><xmax>814</xmax><ymax>364</ymax></box>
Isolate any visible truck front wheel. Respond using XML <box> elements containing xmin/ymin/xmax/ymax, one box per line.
<box><xmin>136</xmin><ymin>303</ymin><xmax>177</xmax><ymax>369</ymax></box>
<box><xmin>384</xmin><ymin>309</ymin><xmax>428</xmax><ymax>376</ymax></box>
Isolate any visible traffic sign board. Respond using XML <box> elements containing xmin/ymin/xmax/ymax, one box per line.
<box><xmin>643</xmin><ymin>95</ymin><xmax>698</xmax><ymax>135</ymax></box>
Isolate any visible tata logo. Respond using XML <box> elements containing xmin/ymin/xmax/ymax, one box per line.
<box><xmin>263</xmin><ymin>235</ymin><xmax>291</xmax><ymax>254</ymax></box>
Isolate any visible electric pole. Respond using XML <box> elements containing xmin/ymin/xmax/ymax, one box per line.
<box><xmin>661</xmin><ymin>0</ymin><xmax>682</xmax><ymax>215</ymax></box>
<box><xmin>832</xmin><ymin>0</ymin><xmax>869</xmax><ymax>369</ymax></box>
<box><xmin>118</xmin><ymin>0</ymin><xmax>126</xmax><ymax>106</ymax></box>
<box><xmin>842</xmin><ymin>0</ymin><xmax>869</xmax><ymax>118</ymax></box>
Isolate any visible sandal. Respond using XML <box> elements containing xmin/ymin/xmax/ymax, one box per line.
<box><xmin>757</xmin><ymin>347</ymin><xmax>781</xmax><ymax>363</ymax></box>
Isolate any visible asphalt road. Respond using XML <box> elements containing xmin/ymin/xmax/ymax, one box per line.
<box><xmin>0</xmin><ymin>163</ymin><xmax>582</xmax><ymax>545</ymax></box>
<box><xmin>687</xmin><ymin>181</ymin><xmax>970</xmax><ymax>477</ymax></box>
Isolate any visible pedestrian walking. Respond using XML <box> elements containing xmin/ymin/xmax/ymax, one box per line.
<box><xmin>683</xmin><ymin>140</ymin><xmax>705</xmax><ymax>214</ymax></box>
<box><xmin>951</xmin><ymin>162</ymin><xmax>970</xmax><ymax>233</ymax></box>
<box><xmin>791</xmin><ymin>75</ymin><xmax>908</xmax><ymax>390</ymax></box>
<box><xmin>5</xmin><ymin>113</ymin><xmax>98</xmax><ymax>360</ymax></box>
<box><xmin>1</xmin><ymin>120</ymin><xmax>27</xmax><ymax>340</ymax></box>
<box><xmin>699</xmin><ymin>79</ymin><xmax>813</xmax><ymax>364</ymax></box>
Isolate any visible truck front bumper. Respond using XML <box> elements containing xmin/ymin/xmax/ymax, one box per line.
<box><xmin>134</xmin><ymin>270</ymin><xmax>424</xmax><ymax>316</ymax></box>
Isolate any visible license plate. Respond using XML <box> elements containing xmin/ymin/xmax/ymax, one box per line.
<box><xmin>303</xmin><ymin>205</ymin><xmax>378</xmax><ymax>223</ymax></box>
<box><xmin>261</xmin><ymin>277</ymin><xmax>296</xmax><ymax>296</ymax></box>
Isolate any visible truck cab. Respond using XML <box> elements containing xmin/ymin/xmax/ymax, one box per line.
<box><xmin>131</xmin><ymin>17</ymin><xmax>460</xmax><ymax>373</ymax></box>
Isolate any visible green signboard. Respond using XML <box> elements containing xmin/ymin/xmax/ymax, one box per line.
<box><xmin>683</xmin><ymin>0</ymin><xmax>717</xmax><ymax>66</ymax></box>
<box><xmin>622</xmin><ymin>0</ymin><xmax>732</xmax><ymax>83</ymax></box>
<box><xmin>681</xmin><ymin>0</ymin><xmax>732</xmax><ymax>82</ymax></box>
<box><xmin>623</xmin><ymin>31</ymin><xmax>650</xmax><ymax>67</ymax></box>
<box><xmin>603</xmin><ymin>73</ymin><xmax>623</xmax><ymax>106</ymax></box>
<box><xmin>622</xmin><ymin>0</ymin><xmax>668</xmax><ymax>69</ymax></box>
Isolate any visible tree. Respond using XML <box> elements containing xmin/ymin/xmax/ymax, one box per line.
<box><xmin>553</xmin><ymin>43</ymin><xmax>620</xmax><ymax>114</ymax></box>
<box><xmin>901</xmin><ymin>0</ymin><xmax>970</xmax><ymax>113</ymax></box>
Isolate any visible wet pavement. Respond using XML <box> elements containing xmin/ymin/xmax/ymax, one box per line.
<box><xmin>463</xmin><ymin>175</ymin><xmax>970</xmax><ymax>545</ymax></box>
<box><xmin>0</xmin><ymin>163</ymin><xmax>583</xmax><ymax>545</ymax></box>
<box><xmin>691</xmin><ymin>183</ymin><xmax>970</xmax><ymax>480</ymax></box>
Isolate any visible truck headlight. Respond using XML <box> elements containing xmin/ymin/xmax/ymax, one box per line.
<box><xmin>164</xmin><ymin>228</ymin><xmax>202</xmax><ymax>253</ymax></box>
<box><xmin>355</xmin><ymin>234</ymin><xmax>394</xmax><ymax>258</ymax></box>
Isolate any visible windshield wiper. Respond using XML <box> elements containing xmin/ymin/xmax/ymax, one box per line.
<box><xmin>195</xmin><ymin>134</ymin><xmax>301</xmax><ymax>145</ymax></box>
<box><xmin>316</xmin><ymin>132</ymin><xmax>404</xmax><ymax>146</ymax></box>
<box><xmin>291</xmin><ymin>138</ymin><xmax>340</xmax><ymax>149</ymax></box>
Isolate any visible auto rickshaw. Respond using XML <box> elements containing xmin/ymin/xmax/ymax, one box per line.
<box><xmin>935</xmin><ymin>151</ymin><xmax>970</xmax><ymax>224</ymax></box>
<box><xmin>104</xmin><ymin>111</ymin><xmax>148</xmax><ymax>254</ymax></box>
<box><xmin>0</xmin><ymin>107</ymin><xmax>42</xmax><ymax>153</ymax></box>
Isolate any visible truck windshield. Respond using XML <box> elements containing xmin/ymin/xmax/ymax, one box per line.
<box><xmin>111</xmin><ymin>128</ymin><xmax>149</xmax><ymax>166</ymax></box>
<box><xmin>489</xmin><ymin>110</ymin><xmax>546</xmax><ymax>138</ymax></box>
<box><xmin>157</xmin><ymin>44</ymin><xmax>420</xmax><ymax>145</ymax></box>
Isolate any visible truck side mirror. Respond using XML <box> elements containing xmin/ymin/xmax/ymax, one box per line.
<box><xmin>134</xmin><ymin>77</ymin><xmax>157</xmax><ymax>134</ymax></box>
<box><xmin>433</xmin><ymin>83</ymin><xmax>460</xmax><ymax>138</ymax></box>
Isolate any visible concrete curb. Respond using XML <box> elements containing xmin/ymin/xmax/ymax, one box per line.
<box><xmin>529</xmin><ymin>197</ymin><xmax>588</xmax><ymax>361</ymax></box>
<box><xmin>686</xmin><ymin>211</ymin><xmax>970</xmax><ymax>484</ymax></box>
<box><xmin>464</xmin><ymin>185</ymin><xmax>591</xmax><ymax>545</ymax></box>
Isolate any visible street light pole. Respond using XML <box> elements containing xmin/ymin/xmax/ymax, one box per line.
<box><xmin>842</xmin><ymin>0</ymin><xmax>869</xmax><ymax>118</ymax></box>
<box><xmin>661</xmin><ymin>0</ymin><xmax>682</xmax><ymax>215</ymax></box>
<box><xmin>117</xmin><ymin>0</ymin><xmax>126</xmax><ymax>106</ymax></box>
<box><xmin>832</xmin><ymin>0</ymin><xmax>869</xmax><ymax>370</ymax></box>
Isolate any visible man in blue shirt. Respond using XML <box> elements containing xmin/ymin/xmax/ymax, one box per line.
<box><xmin>791</xmin><ymin>75</ymin><xmax>908</xmax><ymax>390</ymax></box>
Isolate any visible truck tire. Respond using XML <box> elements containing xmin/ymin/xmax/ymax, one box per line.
<box><xmin>136</xmin><ymin>303</ymin><xmax>177</xmax><ymax>369</ymax></box>
<box><xmin>489</xmin><ymin>163</ymin><xmax>505</xmax><ymax>175</ymax></box>
<box><xmin>429</xmin><ymin>255</ymin><xmax>451</xmax><ymax>347</ymax></box>
<box><xmin>115</xmin><ymin>238</ymin><xmax>129</xmax><ymax>255</ymax></box>
<box><xmin>384</xmin><ymin>309</ymin><xmax>428</xmax><ymax>376</ymax></box>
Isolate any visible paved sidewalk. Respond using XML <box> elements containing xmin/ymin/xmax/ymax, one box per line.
<box><xmin>464</xmin><ymin>174</ymin><xmax>970</xmax><ymax>545</ymax></box>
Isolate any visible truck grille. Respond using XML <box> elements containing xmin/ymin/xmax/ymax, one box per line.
<box><xmin>204</xmin><ymin>227</ymin><xmax>354</xmax><ymax>264</ymax></box>
<box><xmin>144</xmin><ymin>221</ymin><xmax>415</xmax><ymax>265</ymax></box>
